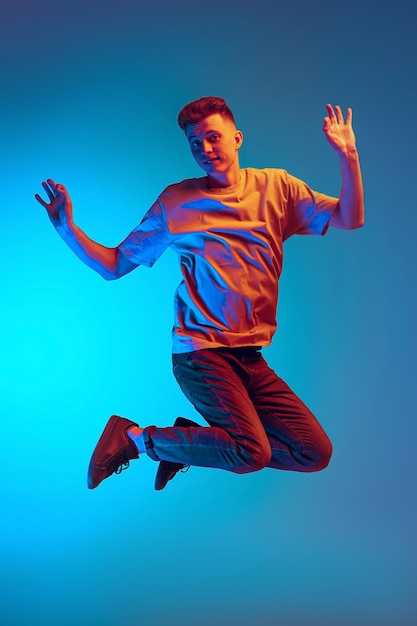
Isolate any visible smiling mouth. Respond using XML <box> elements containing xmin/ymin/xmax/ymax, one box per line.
<box><xmin>204</xmin><ymin>158</ymin><xmax>219</xmax><ymax>165</ymax></box>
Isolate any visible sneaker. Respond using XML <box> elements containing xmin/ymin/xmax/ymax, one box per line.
<box><xmin>154</xmin><ymin>416</ymin><xmax>199</xmax><ymax>491</ymax></box>
<box><xmin>87</xmin><ymin>415</ymin><xmax>139</xmax><ymax>489</ymax></box>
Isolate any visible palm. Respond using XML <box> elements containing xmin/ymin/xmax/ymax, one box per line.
<box><xmin>35</xmin><ymin>179</ymin><xmax>72</xmax><ymax>226</ymax></box>
<box><xmin>323</xmin><ymin>105</ymin><xmax>357</xmax><ymax>155</ymax></box>
<box><xmin>48</xmin><ymin>194</ymin><xmax>66</xmax><ymax>222</ymax></box>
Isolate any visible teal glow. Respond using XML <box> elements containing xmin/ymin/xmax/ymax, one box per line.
<box><xmin>1</xmin><ymin>1</ymin><xmax>416</xmax><ymax>624</ymax></box>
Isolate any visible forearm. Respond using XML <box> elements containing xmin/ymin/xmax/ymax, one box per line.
<box><xmin>333</xmin><ymin>149</ymin><xmax>365</xmax><ymax>230</ymax></box>
<box><xmin>36</xmin><ymin>179</ymin><xmax>137</xmax><ymax>278</ymax></box>
<box><xmin>322</xmin><ymin>105</ymin><xmax>365</xmax><ymax>230</ymax></box>
<box><xmin>56</xmin><ymin>220</ymin><xmax>120</xmax><ymax>279</ymax></box>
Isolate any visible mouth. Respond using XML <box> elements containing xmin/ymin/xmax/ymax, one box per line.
<box><xmin>203</xmin><ymin>157</ymin><xmax>219</xmax><ymax>165</ymax></box>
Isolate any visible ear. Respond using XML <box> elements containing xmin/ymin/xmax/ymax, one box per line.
<box><xmin>235</xmin><ymin>129</ymin><xmax>243</xmax><ymax>150</ymax></box>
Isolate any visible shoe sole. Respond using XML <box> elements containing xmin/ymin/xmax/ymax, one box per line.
<box><xmin>154</xmin><ymin>417</ymin><xmax>198</xmax><ymax>491</ymax></box>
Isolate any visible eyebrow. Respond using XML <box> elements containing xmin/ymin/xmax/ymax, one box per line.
<box><xmin>187</xmin><ymin>129</ymin><xmax>220</xmax><ymax>140</ymax></box>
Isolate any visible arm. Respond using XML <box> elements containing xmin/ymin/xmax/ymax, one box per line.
<box><xmin>323</xmin><ymin>105</ymin><xmax>365</xmax><ymax>230</ymax></box>
<box><xmin>35</xmin><ymin>179</ymin><xmax>137</xmax><ymax>280</ymax></box>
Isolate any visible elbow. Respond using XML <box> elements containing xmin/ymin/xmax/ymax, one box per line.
<box><xmin>98</xmin><ymin>266</ymin><xmax>120</xmax><ymax>281</ymax></box>
<box><xmin>341</xmin><ymin>206</ymin><xmax>365</xmax><ymax>230</ymax></box>
<box><xmin>350</xmin><ymin>216</ymin><xmax>365</xmax><ymax>230</ymax></box>
<box><xmin>331</xmin><ymin>214</ymin><xmax>365</xmax><ymax>231</ymax></box>
<box><xmin>352</xmin><ymin>199</ymin><xmax>365</xmax><ymax>229</ymax></box>
<box><xmin>101</xmin><ymin>264</ymin><xmax>136</xmax><ymax>281</ymax></box>
<box><xmin>101</xmin><ymin>268</ymin><xmax>122</xmax><ymax>281</ymax></box>
<box><xmin>102</xmin><ymin>273</ymin><xmax>118</xmax><ymax>281</ymax></box>
<box><xmin>352</xmin><ymin>207</ymin><xmax>365</xmax><ymax>229</ymax></box>
<box><xmin>99</xmin><ymin>249</ymin><xmax>130</xmax><ymax>280</ymax></box>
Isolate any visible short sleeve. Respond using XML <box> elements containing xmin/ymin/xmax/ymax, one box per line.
<box><xmin>119</xmin><ymin>199</ymin><xmax>171</xmax><ymax>267</ymax></box>
<box><xmin>283</xmin><ymin>172</ymin><xmax>338</xmax><ymax>240</ymax></box>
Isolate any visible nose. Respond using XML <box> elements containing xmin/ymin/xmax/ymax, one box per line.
<box><xmin>201</xmin><ymin>139</ymin><xmax>213</xmax><ymax>155</ymax></box>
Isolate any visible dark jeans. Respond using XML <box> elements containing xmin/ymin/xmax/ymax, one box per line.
<box><xmin>143</xmin><ymin>347</ymin><xmax>332</xmax><ymax>474</ymax></box>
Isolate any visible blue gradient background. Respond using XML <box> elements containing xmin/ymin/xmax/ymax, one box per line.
<box><xmin>1</xmin><ymin>1</ymin><xmax>416</xmax><ymax>625</ymax></box>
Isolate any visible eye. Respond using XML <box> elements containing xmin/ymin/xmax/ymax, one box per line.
<box><xmin>191</xmin><ymin>139</ymin><xmax>201</xmax><ymax>150</ymax></box>
<box><xmin>209</xmin><ymin>134</ymin><xmax>219</xmax><ymax>142</ymax></box>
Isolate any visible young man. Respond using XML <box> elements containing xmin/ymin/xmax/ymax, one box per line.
<box><xmin>35</xmin><ymin>97</ymin><xmax>364</xmax><ymax>491</ymax></box>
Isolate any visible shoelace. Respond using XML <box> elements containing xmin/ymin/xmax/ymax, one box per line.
<box><xmin>115</xmin><ymin>461</ymin><xmax>130</xmax><ymax>475</ymax></box>
<box><xmin>113</xmin><ymin>459</ymin><xmax>189</xmax><ymax>477</ymax></box>
<box><xmin>107</xmin><ymin>450</ymin><xmax>131</xmax><ymax>476</ymax></box>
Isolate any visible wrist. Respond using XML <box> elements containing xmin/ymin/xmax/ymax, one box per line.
<box><xmin>56</xmin><ymin>218</ymin><xmax>75</xmax><ymax>236</ymax></box>
<box><xmin>339</xmin><ymin>147</ymin><xmax>359</xmax><ymax>160</ymax></box>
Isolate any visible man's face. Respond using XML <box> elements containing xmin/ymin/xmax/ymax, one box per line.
<box><xmin>185</xmin><ymin>114</ymin><xmax>243</xmax><ymax>179</ymax></box>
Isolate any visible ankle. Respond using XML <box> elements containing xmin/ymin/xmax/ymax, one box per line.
<box><xmin>127</xmin><ymin>426</ymin><xmax>146</xmax><ymax>454</ymax></box>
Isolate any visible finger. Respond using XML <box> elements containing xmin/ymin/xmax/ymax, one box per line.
<box><xmin>48</xmin><ymin>179</ymin><xmax>67</xmax><ymax>199</ymax></box>
<box><xmin>47</xmin><ymin>178</ymin><xmax>60</xmax><ymax>194</ymax></box>
<box><xmin>335</xmin><ymin>105</ymin><xmax>344</xmax><ymax>125</ymax></box>
<box><xmin>42</xmin><ymin>180</ymin><xmax>55</xmax><ymax>201</ymax></box>
<box><xmin>326</xmin><ymin>104</ymin><xmax>336</xmax><ymax>121</ymax></box>
<box><xmin>346</xmin><ymin>107</ymin><xmax>353</xmax><ymax>125</ymax></box>
<box><xmin>34</xmin><ymin>193</ymin><xmax>48</xmax><ymax>208</ymax></box>
<box><xmin>55</xmin><ymin>183</ymin><xmax>67</xmax><ymax>197</ymax></box>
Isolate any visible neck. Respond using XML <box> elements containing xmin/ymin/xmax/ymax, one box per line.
<box><xmin>207</xmin><ymin>165</ymin><xmax>241</xmax><ymax>189</ymax></box>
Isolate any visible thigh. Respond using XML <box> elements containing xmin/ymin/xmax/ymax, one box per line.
<box><xmin>249</xmin><ymin>357</ymin><xmax>332</xmax><ymax>470</ymax></box>
<box><xmin>172</xmin><ymin>350</ymin><xmax>270</xmax><ymax>449</ymax></box>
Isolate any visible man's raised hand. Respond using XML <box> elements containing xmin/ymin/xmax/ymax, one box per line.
<box><xmin>323</xmin><ymin>105</ymin><xmax>357</xmax><ymax>156</ymax></box>
<box><xmin>35</xmin><ymin>179</ymin><xmax>73</xmax><ymax>227</ymax></box>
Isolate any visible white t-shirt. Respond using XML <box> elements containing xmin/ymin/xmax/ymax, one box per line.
<box><xmin>119</xmin><ymin>168</ymin><xmax>338</xmax><ymax>353</ymax></box>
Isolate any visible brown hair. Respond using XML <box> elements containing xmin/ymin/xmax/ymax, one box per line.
<box><xmin>178</xmin><ymin>96</ymin><xmax>236</xmax><ymax>131</ymax></box>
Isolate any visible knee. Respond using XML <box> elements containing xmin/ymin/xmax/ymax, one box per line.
<box><xmin>237</xmin><ymin>442</ymin><xmax>272</xmax><ymax>474</ymax></box>
<box><xmin>307</xmin><ymin>436</ymin><xmax>333</xmax><ymax>472</ymax></box>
